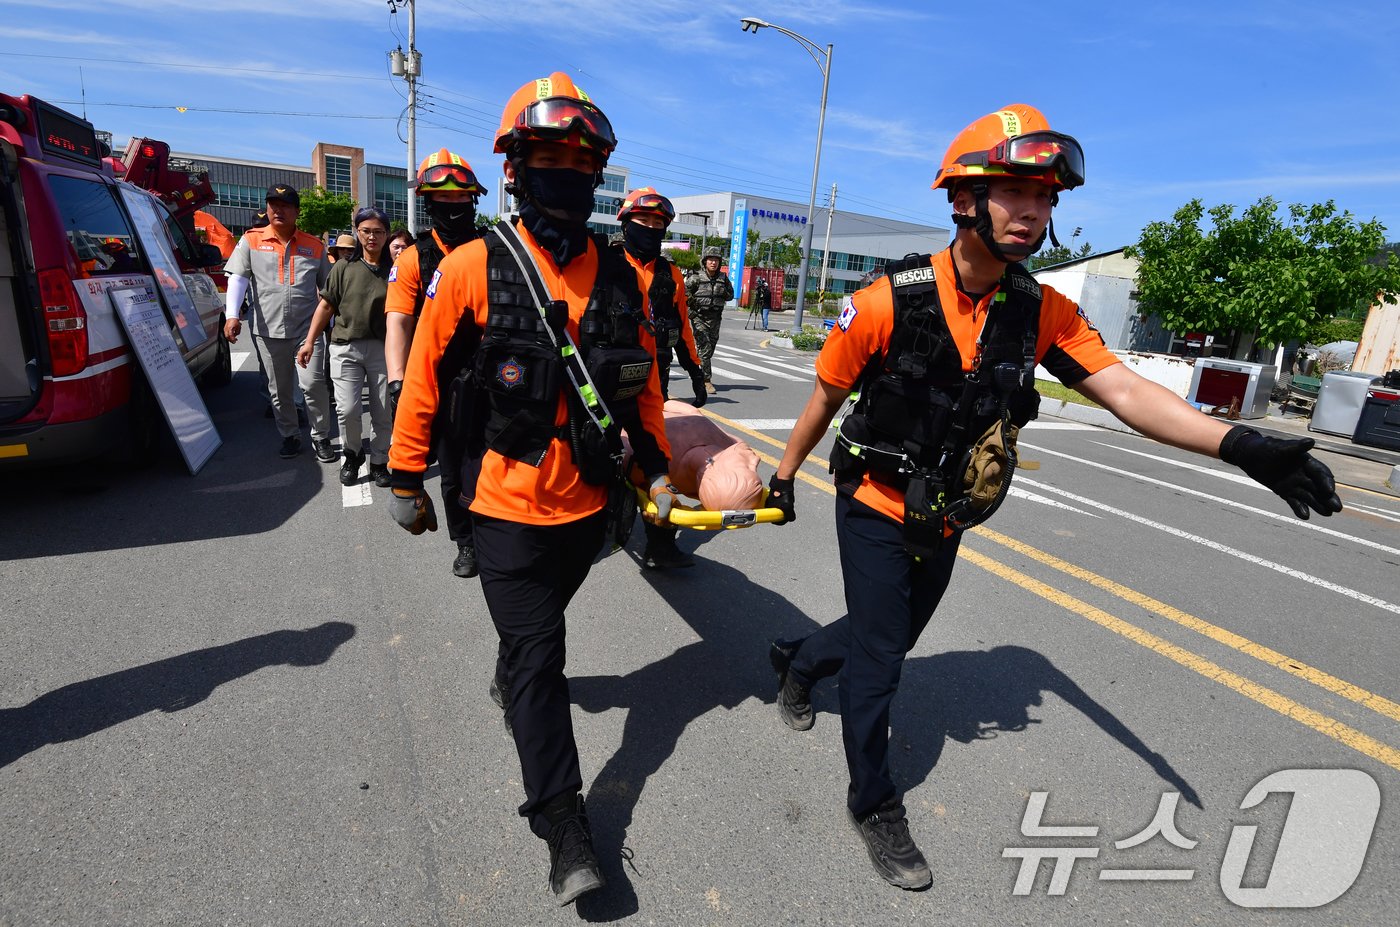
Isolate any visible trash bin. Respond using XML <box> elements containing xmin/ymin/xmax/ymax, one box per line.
<box><xmin>1309</xmin><ymin>371</ymin><xmax>1378</xmax><ymax>437</ymax></box>
<box><xmin>1352</xmin><ymin>387</ymin><xmax>1400</xmax><ymax>451</ymax></box>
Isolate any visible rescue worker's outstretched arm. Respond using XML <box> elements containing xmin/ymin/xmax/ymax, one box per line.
<box><xmin>385</xmin><ymin>312</ymin><xmax>416</xmax><ymax>384</ymax></box>
<box><xmin>297</xmin><ymin>297</ymin><xmax>336</xmax><ymax>367</ymax></box>
<box><xmin>1074</xmin><ymin>363</ymin><xmax>1342</xmax><ymax>519</ymax></box>
<box><xmin>769</xmin><ymin>376</ymin><xmax>849</xmax><ymax>523</ymax></box>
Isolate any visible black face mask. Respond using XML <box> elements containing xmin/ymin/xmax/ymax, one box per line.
<box><xmin>522</xmin><ymin>166</ymin><xmax>596</xmax><ymax>224</ymax></box>
<box><xmin>426</xmin><ymin>199</ymin><xmax>477</xmax><ymax>247</ymax></box>
<box><xmin>623</xmin><ymin>223</ymin><xmax>664</xmax><ymax>262</ymax></box>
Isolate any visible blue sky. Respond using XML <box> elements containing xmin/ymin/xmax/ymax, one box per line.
<box><xmin>4</xmin><ymin>1</ymin><xmax>1399</xmax><ymax>252</ymax></box>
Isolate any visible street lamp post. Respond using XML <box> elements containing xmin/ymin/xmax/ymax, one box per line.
<box><xmin>681</xmin><ymin>210</ymin><xmax>713</xmax><ymax>261</ymax></box>
<box><xmin>740</xmin><ymin>17</ymin><xmax>832</xmax><ymax>334</ymax></box>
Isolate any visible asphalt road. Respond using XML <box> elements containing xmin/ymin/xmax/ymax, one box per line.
<box><xmin>3</xmin><ymin>310</ymin><xmax>1397</xmax><ymax>926</ymax></box>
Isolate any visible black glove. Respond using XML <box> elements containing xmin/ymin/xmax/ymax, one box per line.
<box><xmin>1219</xmin><ymin>425</ymin><xmax>1342</xmax><ymax>520</ymax></box>
<box><xmin>691</xmin><ymin>374</ymin><xmax>707</xmax><ymax>409</ymax></box>
<box><xmin>388</xmin><ymin>379</ymin><xmax>403</xmax><ymax>423</ymax></box>
<box><xmin>768</xmin><ymin>474</ymin><xmax>796</xmax><ymax>525</ymax></box>
<box><xmin>389</xmin><ymin>486</ymin><xmax>438</xmax><ymax>534</ymax></box>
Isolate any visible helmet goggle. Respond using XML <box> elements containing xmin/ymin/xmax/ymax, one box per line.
<box><xmin>956</xmin><ymin>130</ymin><xmax>1085</xmax><ymax>189</ymax></box>
<box><xmin>621</xmin><ymin>192</ymin><xmax>675</xmax><ymax>223</ymax></box>
<box><xmin>512</xmin><ymin>96</ymin><xmax>617</xmax><ymax>153</ymax></box>
<box><xmin>419</xmin><ymin>162</ymin><xmax>484</xmax><ymax>194</ymax></box>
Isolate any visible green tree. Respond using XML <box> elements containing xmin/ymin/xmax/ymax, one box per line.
<box><xmin>1125</xmin><ymin>198</ymin><xmax>1400</xmax><ymax>349</ymax></box>
<box><xmin>1028</xmin><ymin>239</ymin><xmax>1093</xmax><ymax>270</ymax></box>
<box><xmin>295</xmin><ymin>185</ymin><xmax>355</xmax><ymax>238</ymax></box>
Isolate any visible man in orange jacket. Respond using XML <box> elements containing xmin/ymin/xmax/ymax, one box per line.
<box><xmin>387</xmin><ymin>73</ymin><xmax>678</xmax><ymax>907</ymax></box>
<box><xmin>615</xmin><ymin>186</ymin><xmax>707</xmax><ymax>569</ymax></box>
<box><xmin>765</xmin><ymin>104</ymin><xmax>1343</xmax><ymax>891</ymax></box>
<box><xmin>385</xmin><ymin>148</ymin><xmax>487</xmax><ymax>578</ymax></box>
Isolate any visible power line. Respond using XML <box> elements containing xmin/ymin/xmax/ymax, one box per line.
<box><xmin>2</xmin><ymin>50</ymin><xmax>382</xmax><ymax>82</ymax></box>
<box><xmin>49</xmin><ymin>100</ymin><xmax>397</xmax><ymax>120</ymax></box>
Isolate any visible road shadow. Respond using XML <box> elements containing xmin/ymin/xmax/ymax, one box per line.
<box><xmin>0</xmin><ymin>621</ymin><xmax>356</xmax><ymax>769</ymax></box>
<box><xmin>0</xmin><ymin>371</ymin><xmax>327</xmax><ymax>560</ymax></box>
<box><xmin>894</xmin><ymin>644</ymin><xmax>1201</xmax><ymax>808</ymax></box>
<box><xmin>570</xmin><ymin>555</ymin><xmax>814</xmax><ymax>921</ymax></box>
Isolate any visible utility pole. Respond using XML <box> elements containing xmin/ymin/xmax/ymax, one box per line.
<box><xmin>818</xmin><ymin>181</ymin><xmax>836</xmax><ymax>310</ymax></box>
<box><xmin>389</xmin><ymin>0</ymin><xmax>422</xmax><ymax>233</ymax></box>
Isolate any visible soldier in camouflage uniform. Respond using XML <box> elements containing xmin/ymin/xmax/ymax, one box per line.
<box><xmin>685</xmin><ymin>245</ymin><xmax>734</xmax><ymax>394</ymax></box>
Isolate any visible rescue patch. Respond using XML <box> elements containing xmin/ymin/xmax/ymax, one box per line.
<box><xmin>425</xmin><ymin>269</ymin><xmax>441</xmax><ymax>300</ymax></box>
<box><xmin>387</xmin><ymin>265</ymin><xmax>398</xmax><ymax>283</ymax></box>
<box><xmin>892</xmin><ymin>266</ymin><xmax>935</xmax><ymax>287</ymax></box>
<box><xmin>1006</xmin><ymin>273</ymin><xmax>1042</xmax><ymax>299</ymax></box>
<box><xmin>297</xmin><ymin>246</ymin><xmax>315</xmax><ymax>257</ymax></box>
<box><xmin>837</xmin><ymin>297</ymin><xmax>858</xmax><ymax>331</ymax></box>
<box><xmin>496</xmin><ymin>356</ymin><xmax>526</xmax><ymax>389</ymax></box>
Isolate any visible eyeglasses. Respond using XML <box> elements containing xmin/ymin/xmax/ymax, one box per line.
<box><xmin>420</xmin><ymin>162</ymin><xmax>484</xmax><ymax>192</ymax></box>
<box><xmin>513</xmin><ymin>97</ymin><xmax>617</xmax><ymax>152</ymax></box>
<box><xmin>357</xmin><ymin>227</ymin><xmax>386</xmax><ymax>237</ymax></box>
<box><xmin>957</xmin><ymin>131</ymin><xmax>1085</xmax><ymax>189</ymax></box>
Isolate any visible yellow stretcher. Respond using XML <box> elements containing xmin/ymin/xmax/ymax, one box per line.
<box><xmin>634</xmin><ymin>487</ymin><xmax>788</xmax><ymax>531</ymax></box>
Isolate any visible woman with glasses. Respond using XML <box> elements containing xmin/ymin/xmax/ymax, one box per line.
<box><xmin>298</xmin><ymin>206</ymin><xmax>395</xmax><ymax>486</ymax></box>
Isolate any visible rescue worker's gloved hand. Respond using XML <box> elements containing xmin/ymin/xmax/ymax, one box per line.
<box><xmin>390</xmin><ymin>486</ymin><xmax>438</xmax><ymax>534</ymax></box>
<box><xmin>1219</xmin><ymin>425</ymin><xmax>1343</xmax><ymax>520</ymax></box>
<box><xmin>768</xmin><ymin>475</ymin><xmax>796</xmax><ymax>525</ymax></box>
<box><xmin>646</xmin><ymin>475</ymin><xmax>678</xmax><ymax>525</ymax></box>
<box><xmin>690</xmin><ymin>373</ymin><xmax>707</xmax><ymax>409</ymax></box>
<box><xmin>388</xmin><ymin>379</ymin><xmax>403</xmax><ymax>423</ymax></box>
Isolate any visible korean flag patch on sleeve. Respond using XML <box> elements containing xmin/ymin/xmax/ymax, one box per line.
<box><xmin>836</xmin><ymin>296</ymin><xmax>858</xmax><ymax>332</ymax></box>
<box><xmin>387</xmin><ymin>265</ymin><xmax>398</xmax><ymax>283</ymax></box>
<box><xmin>425</xmin><ymin>269</ymin><xmax>441</xmax><ymax>301</ymax></box>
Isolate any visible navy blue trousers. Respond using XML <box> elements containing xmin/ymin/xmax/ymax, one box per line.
<box><xmin>474</xmin><ymin>510</ymin><xmax>605</xmax><ymax>838</ymax></box>
<box><xmin>788</xmin><ymin>493</ymin><xmax>962</xmax><ymax>817</ymax></box>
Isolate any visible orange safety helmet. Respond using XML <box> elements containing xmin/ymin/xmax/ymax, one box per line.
<box><xmin>932</xmin><ymin>104</ymin><xmax>1084</xmax><ymax>197</ymax></box>
<box><xmin>416</xmin><ymin>148</ymin><xmax>486</xmax><ymax>196</ymax></box>
<box><xmin>617</xmin><ymin>187</ymin><xmax>675</xmax><ymax>225</ymax></box>
<box><xmin>494</xmin><ymin>72</ymin><xmax>616</xmax><ymax>164</ymax></box>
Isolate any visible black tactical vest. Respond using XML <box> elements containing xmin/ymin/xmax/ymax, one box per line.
<box><xmin>831</xmin><ymin>254</ymin><xmax>1042</xmax><ymax>493</ymax></box>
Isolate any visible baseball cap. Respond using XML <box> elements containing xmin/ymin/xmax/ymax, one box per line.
<box><xmin>266</xmin><ymin>183</ymin><xmax>301</xmax><ymax>207</ymax></box>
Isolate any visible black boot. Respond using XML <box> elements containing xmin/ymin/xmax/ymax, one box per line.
<box><xmin>453</xmin><ymin>542</ymin><xmax>478</xmax><ymax>578</ymax></box>
<box><xmin>769</xmin><ymin>639</ymin><xmax>814</xmax><ymax>731</ymax></box>
<box><xmin>544</xmin><ymin>795</ymin><xmax>604</xmax><ymax>905</ymax></box>
<box><xmin>849</xmin><ymin>802</ymin><xmax>932</xmax><ymax>890</ymax></box>
<box><xmin>339</xmin><ymin>450</ymin><xmax>363</xmax><ymax>486</ymax></box>
<box><xmin>642</xmin><ymin>523</ymin><xmax>694</xmax><ymax>570</ymax></box>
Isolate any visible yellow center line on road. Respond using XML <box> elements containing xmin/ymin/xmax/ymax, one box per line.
<box><xmin>701</xmin><ymin>408</ymin><xmax>1400</xmax><ymax>772</ymax></box>
<box><xmin>975</xmin><ymin>527</ymin><xmax>1400</xmax><ymax>726</ymax></box>
<box><xmin>959</xmin><ymin>547</ymin><xmax>1400</xmax><ymax>773</ymax></box>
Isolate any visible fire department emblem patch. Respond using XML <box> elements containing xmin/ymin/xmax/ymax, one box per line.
<box><xmin>497</xmin><ymin>356</ymin><xmax>526</xmax><ymax>389</ymax></box>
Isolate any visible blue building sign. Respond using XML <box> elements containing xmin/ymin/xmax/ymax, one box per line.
<box><xmin>729</xmin><ymin>197</ymin><xmax>749</xmax><ymax>305</ymax></box>
<box><xmin>751</xmin><ymin>207</ymin><xmax>808</xmax><ymax>226</ymax></box>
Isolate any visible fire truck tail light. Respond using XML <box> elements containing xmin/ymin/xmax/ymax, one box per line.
<box><xmin>38</xmin><ymin>268</ymin><xmax>89</xmax><ymax>376</ymax></box>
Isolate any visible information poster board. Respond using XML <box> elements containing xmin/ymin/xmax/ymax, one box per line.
<box><xmin>109</xmin><ymin>285</ymin><xmax>221</xmax><ymax>474</ymax></box>
<box><xmin>118</xmin><ymin>185</ymin><xmax>208</xmax><ymax>353</ymax></box>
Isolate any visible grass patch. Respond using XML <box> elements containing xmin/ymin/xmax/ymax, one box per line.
<box><xmin>1035</xmin><ymin>378</ymin><xmax>1102</xmax><ymax>409</ymax></box>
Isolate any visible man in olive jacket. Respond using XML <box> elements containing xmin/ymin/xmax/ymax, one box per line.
<box><xmin>685</xmin><ymin>245</ymin><xmax>734</xmax><ymax>394</ymax></box>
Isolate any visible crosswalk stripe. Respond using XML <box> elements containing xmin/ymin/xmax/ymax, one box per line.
<box><xmin>715</xmin><ymin>346</ymin><xmax>816</xmax><ymax>376</ymax></box>
<box><xmin>232</xmin><ymin>351</ymin><xmax>257</xmax><ymax>373</ymax></box>
<box><xmin>706</xmin><ymin>365</ymin><xmax>755</xmax><ymax>381</ymax></box>
<box><xmin>702</xmin><ymin>354</ymin><xmax>806</xmax><ymax>381</ymax></box>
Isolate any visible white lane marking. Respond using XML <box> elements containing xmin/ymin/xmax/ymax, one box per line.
<box><xmin>1008</xmin><ymin>486</ymin><xmax>1102</xmax><ymax>517</ymax></box>
<box><xmin>1018</xmin><ymin>476</ymin><xmax>1400</xmax><ymax>616</ymax></box>
<box><xmin>731</xmin><ymin>418</ymin><xmax>798</xmax><ymax>430</ymax></box>
<box><xmin>1347</xmin><ymin>502</ymin><xmax>1400</xmax><ymax>523</ymax></box>
<box><xmin>706</xmin><ymin>365</ymin><xmax>755</xmax><ymax>382</ymax></box>
<box><xmin>1023</xmin><ymin>422</ymin><xmax>1097</xmax><ymax>431</ymax></box>
<box><xmin>342</xmin><ymin>482</ymin><xmax>374</xmax><ymax>507</ymax></box>
<box><xmin>1088</xmin><ymin>440</ymin><xmax>1257</xmax><ymax>486</ymax></box>
<box><xmin>1020</xmin><ymin>441</ymin><xmax>1400</xmax><ymax>559</ymax></box>
<box><xmin>715</xmin><ymin>345</ymin><xmax>817</xmax><ymax>375</ymax></box>
<box><xmin>231</xmin><ymin>351</ymin><xmax>257</xmax><ymax>373</ymax></box>
<box><xmin>703</xmin><ymin>353</ymin><xmax>806</xmax><ymax>381</ymax></box>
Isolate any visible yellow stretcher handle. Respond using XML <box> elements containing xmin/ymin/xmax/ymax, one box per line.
<box><xmin>634</xmin><ymin>487</ymin><xmax>787</xmax><ymax>530</ymax></box>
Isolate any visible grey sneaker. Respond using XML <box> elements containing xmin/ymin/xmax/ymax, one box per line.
<box><xmin>546</xmin><ymin>797</ymin><xmax>604</xmax><ymax>905</ymax></box>
<box><xmin>769</xmin><ymin>639</ymin><xmax>814</xmax><ymax>731</ymax></box>
<box><xmin>849</xmin><ymin>803</ymin><xmax>932</xmax><ymax>890</ymax></box>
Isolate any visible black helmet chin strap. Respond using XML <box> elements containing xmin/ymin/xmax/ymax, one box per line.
<box><xmin>951</xmin><ymin>181</ymin><xmax>1053</xmax><ymax>264</ymax></box>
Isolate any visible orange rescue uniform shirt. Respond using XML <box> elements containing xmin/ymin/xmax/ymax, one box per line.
<box><xmin>815</xmin><ymin>248</ymin><xmax>1120</xmax><ymax>524</ymax></box>
<box><xmin>389</xmin><ymin>221</ymin><xmax>671</xmax><ymax>526</ymax></box>
<box><xmin>623</xmin><ymin>251</ymin><xmax>699</xmax><ymax>365</ymax></box>
<box><xmin>385</xmin><ymin>230</ymin><xmax>454</xmax><ymax>317</ymax></box>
